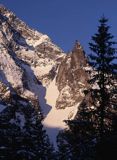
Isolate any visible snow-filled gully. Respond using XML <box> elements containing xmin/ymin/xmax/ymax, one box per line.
<box><xmin>38</xmin><ymin>78</ymin><xmax>78</xmax><ymax>149</ymax></box>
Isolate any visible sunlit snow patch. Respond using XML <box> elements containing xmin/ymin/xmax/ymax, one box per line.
<box><xmin>39</xmin><ymin>78</ymin><xmax>80</xmax><ymax>149</ymax></box>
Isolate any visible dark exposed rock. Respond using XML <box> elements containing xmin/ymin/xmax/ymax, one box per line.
<box><xmin>56</xmin><ymin>41</ymin><xmax>90</xmax><ymax>109</ymax></box>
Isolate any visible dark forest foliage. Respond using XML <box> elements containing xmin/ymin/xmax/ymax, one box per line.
<box><xmin>0</xmin><ymin>95</ymin><xmax>55</xmax><ymax>160</ymax></box>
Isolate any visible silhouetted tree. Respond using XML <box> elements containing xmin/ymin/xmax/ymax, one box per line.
<box><xmin>0</xmin><ymin>95</ymin><xmax>55</xmax><ymax>160</ymax></box>
<box><xmin>57</xmin><ymin>119</ymin><xmax>96</xmax><ymax>159</ymax></box>
<box><xmin>89</xmin><ymin>16</ymin><xmax>117</xmax><ymax>138</ymax></box>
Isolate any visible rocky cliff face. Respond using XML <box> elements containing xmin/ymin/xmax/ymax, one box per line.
<box><xmin>56</xmin><ymin>42</ymin><xmax>90</xmax><ymax>109</ymax></box>
<box><xmin>0</xmin><ymin>5</ymin><xmax>92</xmax><ymax>147</ymax></box>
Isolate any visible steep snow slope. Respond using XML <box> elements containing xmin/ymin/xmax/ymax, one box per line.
<box><xmin>44</xmin><ymin>78</ymin><xmax>79</xmax><ymax>128</ymax></box>
<box><xmin>39</xmin><ymin>77</ymin><xmax>79</xmax><ymax>149</ymax></box>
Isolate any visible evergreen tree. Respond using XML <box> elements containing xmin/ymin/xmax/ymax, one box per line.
<box><xmin>89</xmin><ymin>16</ymin><xmax>117</xmax><ymax>138</ymax></box>
<box><xmin>0</xmin><ymin>95</ymin><xmax>55</xmax><ymax>160</ymax></box>
<box><xmin>57</xmin><ymin>102</ymin><xmax>96</xmax><ymax>160</ymax></box>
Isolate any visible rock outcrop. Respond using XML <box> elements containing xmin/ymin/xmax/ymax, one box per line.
<box><xmin>56</xmin><ymin>41</ymin><xmax>90</xmax><ymax>109</ymax></box>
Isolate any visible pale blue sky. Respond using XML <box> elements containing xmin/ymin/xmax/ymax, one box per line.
<box><xmin>1</xmin><ymin>0</ymin><xmax>117</xmax><ymax>53</ymax></box>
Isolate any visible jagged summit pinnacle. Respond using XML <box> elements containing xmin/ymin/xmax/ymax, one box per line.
<box><xmin>72</xmin><ymin>40</ymin><xmax>83</xmax><ymax>52</ymax></box>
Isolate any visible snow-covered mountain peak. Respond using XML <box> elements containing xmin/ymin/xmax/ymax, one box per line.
<box><xmin>0</xmin><ymin>5</ymin><xmax>65</xmax><ymax>86</ymax></box>
<box><xmin>0</xmin><ymin>5</ymin><xmax>91</xmax><ymax>149</ymax></box>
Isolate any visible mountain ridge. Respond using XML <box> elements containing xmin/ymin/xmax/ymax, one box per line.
<box><xmin>0</xmin><ymin>5</ymin><xmax>91</xmax><ymax>148</ymax></box>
